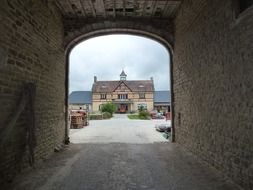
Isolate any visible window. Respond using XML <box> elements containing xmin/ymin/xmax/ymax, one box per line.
<box><xmin>118</xmin><ymin>94</ymin><xmax>128</xmax><ymax>99</ymax></box>
<box><xmin>100</xmin><ymin>94</ymin><xmax>106</xmax><ymax>99</ymax></box>
<box><xmin>138</xmin><ymin>103</ymin><xmax>147</xmax><ymax>110</ymax></box>
<box><xmin>239</xmin><ymin>0</ymin><xmax>253</xmax><ymax>13</ymax></box>
<box><xmin>139</xmin><ymin>93</ymin><xmax>145</xmax><ymax>99</ymax></box>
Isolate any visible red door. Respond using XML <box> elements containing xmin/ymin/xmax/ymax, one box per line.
<box><xmin>120</xmin><ymin>104</ymin><xmax>127</xmax><ymax>113</ymax></box>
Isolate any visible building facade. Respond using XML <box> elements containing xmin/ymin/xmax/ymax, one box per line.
<box><xmin>154</xmin><ymin>91</ymin><xmax>171</xmax><ymax>113</ymax></box>
<box><xmin>92</xmin><ymin>71</ymin><xmax>154</xmax><ymax>113</ymax></box>
<box><xmin>69</xmin><ymin>91</ymin><xmax>92</xmax><ymax>111</ymax></box>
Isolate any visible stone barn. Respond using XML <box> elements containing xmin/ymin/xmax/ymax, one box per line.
<box><xmin>69</xmin><ymin>91</ymin><xmax>92</xmax><ymax>111</ymax></box>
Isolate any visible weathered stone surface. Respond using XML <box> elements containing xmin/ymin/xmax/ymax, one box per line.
<box><xmin>0</xmin><ymin>0</ymin><xmax>252</xmax><ymax>189</ymax></box>
<box><xmin>63</xmin><ymin>18</ymin><xmax>174</xmax><ymax>51</ymax></box>
<box><xmin>8</xmin><ymin>143</ymin><xmax>241</xmax><ymax>190</ymax></box>
<box><xmin>173</xmin><ymin>1</ymin><xmax>253</xmax><ymax>189</ymax></box>
<box><xmin>0</xmin><ymin>0</ymin><xmax>66</xmax><ymax>184</ymax></box>
<box><xmin>55</xmin><ymin>0</ymin><xmax>181</xmax><ymax>19</ymax></box>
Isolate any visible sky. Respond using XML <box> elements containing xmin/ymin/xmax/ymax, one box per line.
<box><xmin>69</xmin><ymin>34</ymin><xmax>170</xmax><ymax>93</ymax></box>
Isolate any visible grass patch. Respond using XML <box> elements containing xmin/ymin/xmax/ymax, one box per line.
<box><xmin>127</xmin><ymin>114</ymin><xmax>150</xmax><ymax>120</ymax></box>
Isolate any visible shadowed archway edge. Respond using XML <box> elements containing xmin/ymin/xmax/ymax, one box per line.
<box><xmin>63</xmin><ymin>19</ymin><xmax>174</xmax><ymax>53</ymax></box>
<box><xmin>65</xmin><ymin>28</ymin><xmax>174</xmax><ymax>54</ymax></box>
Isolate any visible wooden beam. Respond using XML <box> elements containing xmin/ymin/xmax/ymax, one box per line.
<box><xmin>133</xmin><ymin>0</ymin><xmax>137</xmax><ymax>16</ymax></box>
<box><xmin>78</xmin><ymin>0</ymin><xmax>87</xmax><ymax>17</ymax></box>
<box><xmin>142</xmin><ymin>0</ymin><xmax>148</xmax><ymax>16</ymax></box>
<box><xmin>100</xmin><ymin>0</ymin><xmax>107</xmax><ymax>18</ymax></box>
<box><xmin>57</xmin><ymin>0</ymin><xmax>72</xmax><ymax>16</ymax></box>
<box><xmin>162</xmin><ymin>0</ymin><xmax>170</xmax><ymax>17</ymax></box>
<box><xmin>69</xmin><ymin>0</ymin><xmax>87</xmax><ymax>18</ymax></box>
<box><xmin>89</xmin><ymin>0</ymin><xmax>97</xmax><ymax>18</ymax></box>
<box><xmin>0</xmin><ymin>83</ymin><xmax>37</xmax><ymax>166</ymax></box>
<box><xmin>164</xmin><ymin>1</ymin><xmax>181</xmax><ymax>18</ymax></box>
<box><xmin>170</xmin><ymin>2</ymin><xmax>181</xmax><ymax>17</ymax></box>
<box><xmin>123</xmin><ymin>0</ymin><xmax>126</xmax><ymax>16</ymax></box>
<box><xmin>54</xmin><ymin>0</ymin><xmax>66</xmax><ymax>15</ymax></box>
<box><xmin>150</xmin><ymin>0</ymin><xmax>158</xmax><ymax>18</ymax></box>
<box><xmin>113</xmin><ymin>0</ymin><xmax>116</xmax><ymax>18</ymax></box>
<box><xmin>67</xmin><ymin>0</ymin><xmax>78</xmax><ymax>17</ymax></box>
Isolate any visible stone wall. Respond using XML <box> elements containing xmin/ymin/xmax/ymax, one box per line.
<box><xmin>0</xmin><ymin>0</ymin><xmax>66</xmax><ymax>184</ymax></box>
<box><xmin>63</xmin><ymin>18</ymin><xmax>174</xmax><ymax>51</ymax></box>
<box><xmin>173</xmin><ymin>0</ymin><xmax>253</xmax><ymax>189</ymax></box>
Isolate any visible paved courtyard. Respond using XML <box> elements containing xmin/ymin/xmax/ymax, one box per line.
<box><xmin>70</xmin><ymin>114</ymin><xmax>170</xmax><ymax>144</ymax></box>
<box><xmin>9</xmin><ymin>115</ymin><xmax>240</xmax><ymax>190</ymax></box>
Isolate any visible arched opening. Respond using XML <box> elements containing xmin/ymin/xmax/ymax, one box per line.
<box><xmin>65</xmin><ymin>32</ymin><xmax>175</xmax><ymax>143</ymax></box>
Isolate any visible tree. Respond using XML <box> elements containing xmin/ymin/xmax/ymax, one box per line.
<box><xmin>101</xmin><ymin>102</ymin><xmax>116</xmax><ymax>115</ymax></box>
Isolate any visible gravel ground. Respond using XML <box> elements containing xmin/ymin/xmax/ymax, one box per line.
<box><xmin>69</xmin><ymin>114</ymin><xmax>171</xmax><ymax>144</ymax></box>
<box><xmin>8</xmin><ymin>115</ymin><xmax>241</xmax><ymax>190</ymax></box>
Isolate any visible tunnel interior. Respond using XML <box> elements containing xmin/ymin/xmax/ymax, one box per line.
<box><xmin>0</xmin><ymin>0</ymin><xmax>252</xmax><ymax>189</ymax></box>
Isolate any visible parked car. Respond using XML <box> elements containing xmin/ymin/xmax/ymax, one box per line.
<box><xmin>155</xmin><ymin>124</ymin><xmax>171</xmax><ymax>132</ymax></box>
<box><xmin>150</xmin><ymin>112</ymin><xmax>164</xmax><ymax>119</ymax></box>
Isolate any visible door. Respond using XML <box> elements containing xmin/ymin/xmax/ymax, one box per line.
<box><xmin>120</xmin><ymin>104</ymin><xmax>127</xmax><ymax>113</ymax></box>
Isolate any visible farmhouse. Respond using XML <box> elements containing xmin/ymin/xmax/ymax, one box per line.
<box><xmin>92</xmin><ymin>70</ymin><xmax>154</xmax><ymax>113</ymax></box>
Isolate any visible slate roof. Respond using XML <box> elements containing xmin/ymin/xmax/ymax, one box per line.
<box><xmin>69</xmin><ymin>90</ymin><xmax>170</xmax><ymax>104</ymax></box>
<box><xmin>92</xmin><ymin>80</ymin><xmax>154</xmax><ymax>93</ymax></box>
<box><xmin>69</xmin><ymin>91</ymin><xmax>92</xmax><ymax>104</ymax></box>
<box><xmin>154</xmin><ymin>91</ymin><xmax>171</xmax><ymax>103</ymax></box>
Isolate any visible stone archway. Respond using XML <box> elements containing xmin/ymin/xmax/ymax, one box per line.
<box><xmin>64</xmin><ymin>19</ymin><xmax>175</xmax><ymax>50</ymax></box>
<box><xmin>64</xmin><ymin>26</ymin><xmax>175</xmax><ymax>142</ymax></box>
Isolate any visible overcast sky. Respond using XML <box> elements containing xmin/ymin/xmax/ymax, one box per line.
<box><xmin>69</xmin><ymin>34</ymin><xmax>170</xmax><ymax>93</ymax></box>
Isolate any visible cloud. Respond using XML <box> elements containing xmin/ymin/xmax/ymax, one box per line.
<box><xmin>69</xmin><ymin>34</ymin><xmax>170</xmax><ymax>93</ymax></box>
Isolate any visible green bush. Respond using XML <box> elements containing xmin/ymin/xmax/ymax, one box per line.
<box><xmin>102</xmin><ymin>112</ymin><xmax>112</xmax><ymax>119</ymax></box>
<box><xmin>90</xmin><ymin>111</ymin><xmax>100</xmax><ymax>114</ymax></box>
<box><xmin>139</xmin><ymin>110</ymin><xmax>150</xmax><ymax>119</ymax></box>
<box><xmin>127</xmin><ymin>114</ymin><xmax>139</xmax><ymax>119</ymax></box>
<box><xmin>101</xmin><ymin>103</ymin><xmax>116</xmax><ymax>115</ymax></box>
<box><xmin>89</xmin><ymin>114</ymin><xmax>102</xmax><ymax>120</ymax></box>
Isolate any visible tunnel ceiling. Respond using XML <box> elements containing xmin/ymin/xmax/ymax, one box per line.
<box><xmin>55</xmin><ymin>0</ymin><xmax>182</xmax><ymax>19</ymax></box>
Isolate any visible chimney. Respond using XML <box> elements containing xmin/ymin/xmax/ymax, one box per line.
<box><xmin>151</xmin><ymin>77</ymin><xmax>154</xmax><ymax>91</ymax></box>
<box><xmin>94</xmin><ymin>76</ymin><xmax>97</xmax><ymax>82</ymax></box>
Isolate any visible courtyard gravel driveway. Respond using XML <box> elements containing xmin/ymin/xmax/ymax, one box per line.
<box><xmin>70</xmin><ymin>114</ymin><xmax>171</xmax><ymax>144</ymax></box>
<box><xmin>9</xmin><ymin>114</ymin><xmax>240</xmax><ymax>190</ymax></box>
<box><xmin>10</xmin><ymin>144</ymin><xmax>239</xmax><ymax>190</ymax></box>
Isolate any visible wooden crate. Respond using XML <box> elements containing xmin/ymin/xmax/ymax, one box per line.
<box><xmin>70</xmin><ymin>114</ymin><xmax>84</xmax><ymax>129</ymax></box>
